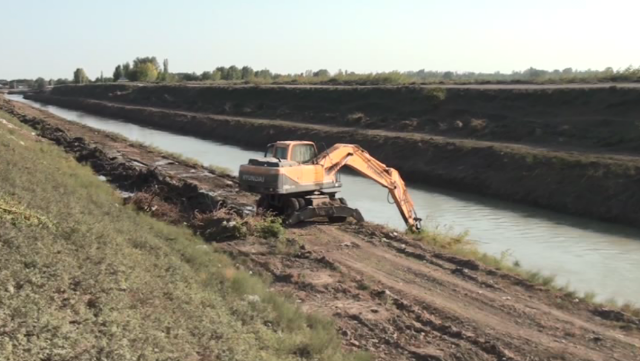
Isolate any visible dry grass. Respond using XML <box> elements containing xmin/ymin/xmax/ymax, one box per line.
<box><xmin>412</xmin><ymin>225</ymin><xmax>640</xmax><ymax>317</ymax></box>
<box><xmin>0</xmin><ymin>110</ymin><xmax>367</xmax><ymax>361</ymax></box>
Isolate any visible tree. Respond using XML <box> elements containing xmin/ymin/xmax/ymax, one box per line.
<box><xmin>163</xmin><ymin>59</ymin><xmax>169</xmax><ymax>74</ymax></box>
<box><xmin>200</xmin><ymin>71</ymin><xmax>214</xmax><ymax>81</ymax></box>
<box><xmin>255</xmin><ymin>69</ymin><xmax>272</xmax><ymax>80</ymax></box>
<box><xmin>122</xmin><ymin>62</ymin><xmax>131</xmax><ymax>79</ymax></box>
<box><xmin>313</xmin><ymin>69</ymin><xmax>330</xmax><ymax>78</ymax></box>
<box><xmin>128</xmin><ymin>57</ymin><xmax>161</xmax><ymax>81</ymax></box>
<box><xmin>214</xmin><ymin>66</ymin><xmax>227</xmax><ymax>80</ymax></box>
<box><xmin>113</xmin><ymin>65</ymin><xmax>124</xmax><ymax>80</ymax></box>
<box><xmin>442</xmin><ymin>71</ymin><xmax>455</xmax><ymax>80</ymax></box>
<box><xmin>225</xmin><ymin>65</ymin><xmax>241</xmax><ymax>80</ymax></box>
<box><xmin>211</xmin><ymin>69</ymin><xmax>222</xmax><ymax>81</ymax></box>
<box><xmin>133</xmin><ymin>56</ymin><xmax>161</xmax><ymax>72</ymax></box>
<box><xmin>241</xmin><ymin>66</ymin><xmax>254</xmax><ymax>80</ymax></box>
<box><xmin>136</xmin><ymin>63</ymin><xmax>158</xmax><ymax>82</ymax></box>
<box><xmin>73</xmin><ymin>68</ymin><xmax>89</xmax><ymax>84</ymax></box>
<box><xmin>34</xmin><ymin>77</ymin><xmax>47</xmax><ymax>91</ymax></box>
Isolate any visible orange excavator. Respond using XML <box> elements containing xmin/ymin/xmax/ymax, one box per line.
<box><xmin>238</xmin><ymin>141</ymin><xmax>422</xmax><ymax>231</ymax></box>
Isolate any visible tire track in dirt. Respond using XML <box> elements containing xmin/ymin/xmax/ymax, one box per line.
<box><xmin>306</xmin><ymin>226</ymin><xmax>640</xmax><ymax>361</ymax></box>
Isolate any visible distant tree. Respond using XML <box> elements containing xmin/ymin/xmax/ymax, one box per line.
<box><xmin>313</xmin><ymin>69</ymin><xmax>330</xmax><ymax>78</ymax></box>
<box><xmin>225</xmin><ymin>65</ymin><xmax>241</xmax><ymax>80</ymax></box>
<box><xmin>54</xmin><ymin>78</ymin><xmax>70</xmax><ymax>86</ymax></box>
<box><xmin>163</xmin><ymin>59</ymin><xmax>169</xmax><ymax>74</ymax></box>
<box><xmin>127</xmin><ymin>57</ymin><xmax>160</xmax><ymax>81</ymax></box>
<box><xmin>48</xmin><ymin>79</ymin><xmax>54</xmax><ymax>86</ymax></box>
<box><xmin>133</xmin><ymin>56</ymin><xmax>161</xmax><ymax>72</ymax></box>
<box><xmin>562</xmin><ymin>67</ymin><xmax>573</xmax><ymax>75</ymax></box>
<box><xmin>122</xmin><ymin>62</ymin><xmax>131</xmax><ymax>79</ymax></box>
<box><xmin>34</xmin><ymin>77</ymin><xmax>47</xmax><ymax>91</ymax></box>
<box><xmin>136</xmin><ymin>63</ymin><xmax>158</xmax><ymax>82</ymax></box>
<box><xmin>255</xmin><ymin>69</ymin><xmax>272</xmax><ymax>80</ymax></box>
<box><xmin>157</xmin><ymin>72</ymin><xmax>177</xmax><ymax>83</ymax></box>
<box><xmin>241</xmin><ymin>66</ymin><xmax>254</xmax><ymax>80</ymax></box>
<box><xmin>200</xmin><ymin>71</ymin><xmax>214</xmax><ymax>81</ymax></box>
<box><xmin>214</xmin><ymin>66</ymin><xmax>227</xmax><ymax>80</ymax></box>
<box><xmin>211</xmin><ymin>69</ymin><xmax>223</xmax><ymax>81</ymax></box>
<box><xmin>73</xmin><ymin>68</ymin><xmax>89</xmax><ymax>84</ymax></box>
<box><xmin>113</xmin><ymin>65</ymin><xmax>124</xmax><ymax>80</ymax></box>
<box><xmin>442</xmin><ymin>71</ymin><xmax>455</xmax><ymax>80</ymax></box>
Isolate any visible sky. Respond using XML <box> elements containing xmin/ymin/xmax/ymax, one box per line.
<box><xmin>1</xmin><ymin>0</ymin><xmax>639</xmax><ymax>80</ymax></box>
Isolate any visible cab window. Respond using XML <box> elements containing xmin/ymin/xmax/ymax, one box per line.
<box><xmin>291</xmin><ymin>144</ymin><xmax>317</xmax><ymax>163</ymax></box>
<box><xmin>264</xmin><ymin>144</ymin><xmax>275</xmax><ymax>157</ymax></box>
<box><xmin>275</xmin><ymin>146</ymin><xmax>288</xmax><ymax>160</ymax></box>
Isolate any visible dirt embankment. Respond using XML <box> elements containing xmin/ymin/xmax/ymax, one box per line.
<box><xmin>25</xmin><ymin>92</ymin><xmax>640</xmax><ymax>228</ymax></box>
<box><xmin>49</xmin><ymin>83</ymin><xmax>640</xmax><ymax>153</ymax></box>
<box><xmin>2</xmin><ymin>96</ymin><xmax>640</xmax><ymax>361</ymax></box>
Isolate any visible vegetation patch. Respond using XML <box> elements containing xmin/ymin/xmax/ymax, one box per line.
<box><xmin>412</xmin><ymin>226</ymin><xmax>640</xmax><ymax>318</ymax></box>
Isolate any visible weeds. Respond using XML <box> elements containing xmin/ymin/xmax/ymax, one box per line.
<box><xmin>274</xmin><ymin>237</ymin><xmax>302</xmax><ymax>255</ymax></box>
<box><xmin>412</xmin><ymin>224</ymin><xmax>640</xmax><ymax>317</ymax></box>
<box><xmin>254</xmin><ymin>214</ymin><xmax>285</xmax><ymax>239</ymax></box>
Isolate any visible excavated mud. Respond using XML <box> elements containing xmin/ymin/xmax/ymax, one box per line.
<box><xmin>25</xmin><ymin>93</ymin><xmax>640</xmax><ymax>229</ymax></box>
<box><xmin>2</xmin><ymin>95</ymin><xmax>640</xmax><ymax>361</ymax></box>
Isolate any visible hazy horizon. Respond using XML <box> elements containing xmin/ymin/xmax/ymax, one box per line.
<box><xmin>2</xmin><ymin>0</ymin><xmax>639</xmax><ymax>80</ymax></box>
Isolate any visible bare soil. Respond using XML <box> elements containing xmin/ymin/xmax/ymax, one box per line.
<box><xmin>2</xmin><ymin>96</ymin><xmax>639</xmax><ymax>361</ymax></box>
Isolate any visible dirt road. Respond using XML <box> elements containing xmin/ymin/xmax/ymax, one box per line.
<box><xmin>2</xmin><ymin>96</ymin><xmax>639</xmax><ymax>361</ymax></box>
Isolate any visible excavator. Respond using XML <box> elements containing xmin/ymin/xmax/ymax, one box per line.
<box><xmin>238</xmin><ymin>141</ymin><xmax>422</xmax><ymax>232</ymax></box>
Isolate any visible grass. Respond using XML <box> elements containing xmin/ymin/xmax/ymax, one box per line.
<box><xmin>412</xmin><ymin>225</ymin><xmax>640</xmax><ymax>317</ymax></box>
<box><xmin>0</xmin><ymin>110</ymin><xmax>367</xmax><ymax>361</ymax></box>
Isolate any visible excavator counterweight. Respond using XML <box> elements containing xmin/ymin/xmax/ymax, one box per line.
<box><xmin>238</xmin><ymin>141</ymin><xmax>422</xmax><ymax>231</ymax></box>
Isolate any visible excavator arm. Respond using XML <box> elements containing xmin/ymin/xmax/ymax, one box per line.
<box><xmin>315</xmin><ymin>144</ymin><xmax>422</xmax><ymax>231</ymax></box>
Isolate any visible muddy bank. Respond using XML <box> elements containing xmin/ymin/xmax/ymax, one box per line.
<box><xmin>24</xmin><ymin>93</ymin><xmax>640</xmax><ymax>228</ymax></box>
<box><xmin>1</xmin><ymin>96</ymin><xmax>255</xmax><ymax>222</ymax></box>
<box><xmin>50</xmin><ymin>83</ymin><xmax>640</xmax><ymax>152</ymax></box>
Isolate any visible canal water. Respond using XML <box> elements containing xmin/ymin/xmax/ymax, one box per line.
<box><xmin>8</xmin><ymin>94</ymin><xmax>640</xmax><ymax>304</ymax></box>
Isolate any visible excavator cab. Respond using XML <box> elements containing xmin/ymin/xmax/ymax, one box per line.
<box><xmin>264</xmin><ymin>141</ymin><xmax>318</xmax><ymax>163</ymax></box>
<box><xmin>239</xmin><ymin>141</ymin><xmax>422</xmax><ymax>232</ymax></box>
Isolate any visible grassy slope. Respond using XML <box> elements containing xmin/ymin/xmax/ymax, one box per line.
<box><xmin>0</xmin><ymin>110</ymin><xmax>366</xmax><ymax>361</ymax></box>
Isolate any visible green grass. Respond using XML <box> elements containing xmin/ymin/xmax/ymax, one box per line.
<box><xmin>0</xmin><ymin>110</ymin><xmax>366</xmax><ymax>361</ymax></box>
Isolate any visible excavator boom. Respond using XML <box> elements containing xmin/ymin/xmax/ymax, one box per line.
<box><xmin>316</xmin><ymin>144</ymin><xmax>422</xmax><ymax>231</ymax></box>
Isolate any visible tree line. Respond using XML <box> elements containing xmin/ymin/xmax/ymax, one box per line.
<box><xmin>8</xmin><ymin>58</ymin><xmax>640</xmax><ymax>90</ymax></box>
